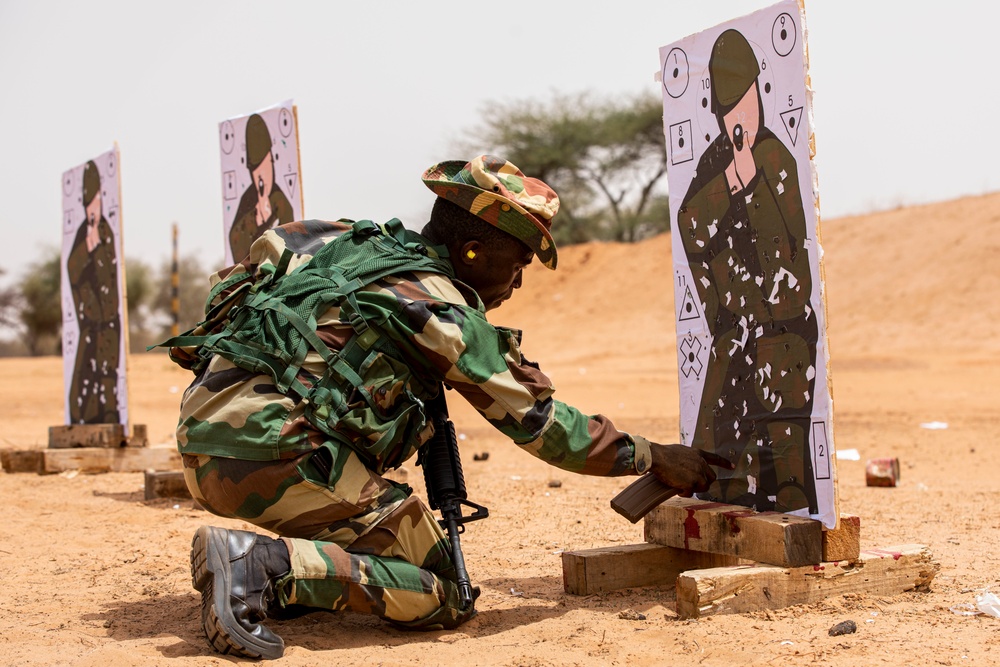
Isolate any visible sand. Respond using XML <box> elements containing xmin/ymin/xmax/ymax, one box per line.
<box><xmin>1</xmin><ymin>192</ymin><xmax>999</xmax><ymax>666</ymax></box>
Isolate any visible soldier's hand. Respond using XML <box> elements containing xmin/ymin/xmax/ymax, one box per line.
<box><xmin>648</xmin><ymin>442</ymin><xmax>734</xmax><ymax>497</ymax></box>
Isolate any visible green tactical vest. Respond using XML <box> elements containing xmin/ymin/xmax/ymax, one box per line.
<box><xmin>158</xmin><ymin>219</ymin><xmax>455</xmax><ymax>473</ymax></box>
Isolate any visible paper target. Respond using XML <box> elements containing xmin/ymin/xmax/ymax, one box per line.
<box><xmin>659</xmin><ymin>0</ymin><xmax>836</xmax><ymax>528</ymax></box>
<box><xmin>662</xmin><ymin>48</ymin><xmax>690</xmax><ymax>98</ymax></box>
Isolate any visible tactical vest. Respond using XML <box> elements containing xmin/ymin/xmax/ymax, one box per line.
<box><xmin>159</xmin><ymin>219</ymin><xmax>455</xmax><ymax>473</ymax></box>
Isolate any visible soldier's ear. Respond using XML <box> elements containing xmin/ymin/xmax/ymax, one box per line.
<box><xmin>460</xmin><ymin>241</ymin><xmax>483</xmax><ymax>266</ymax></box>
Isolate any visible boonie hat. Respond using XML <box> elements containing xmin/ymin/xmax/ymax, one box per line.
<box><xmin>422</xmin><ymin>155</ymin><xmax>560</xmax><ymax>270</ymax></box>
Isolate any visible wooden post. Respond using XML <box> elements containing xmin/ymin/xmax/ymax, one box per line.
<box><xmin>144</xmin><ymin>469</ymin><xmax>191</xmax><ymax>500</ymax></box>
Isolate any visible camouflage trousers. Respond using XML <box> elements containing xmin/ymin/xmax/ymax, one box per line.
<box><xmin>182</xmin><ymin>442</ymin><xmax>466</xmax><ymax>627</ymax></box>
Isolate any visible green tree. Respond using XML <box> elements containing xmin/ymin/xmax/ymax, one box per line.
<box><xmin>468</xmin><ymin>91</ymin><xmax>670</xmax><ymax>244</ymax></box>
<box><xmin>124</xmin><ymin>257</ymin><xmax>155</xmax><ymax>352</ymax></box>
<box><xmin>18</xmin><ymin>250</ymin><xmax>62</xmax><ymax>356</ymax></box>
<box><xmin>150</xmin><ymin>254</ymin><xmax>211</xmax><ymax>344</ymax></box>
<box><xmin>0</xmin><ymin>268</ymin><xmax>18</xmax><ymax>329</ymax></box>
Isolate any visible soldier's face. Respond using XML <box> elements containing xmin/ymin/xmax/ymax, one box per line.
<box><xmin>85</xmin><ymin>193</ymin><xmax>102</xmax><ymax>225</ymax></box>
<box><xmin>722</xmin><ymin>81</ymin><xmax>761</xmax><ymax>152</ymax></box>
<box><xmin>252</xmin><ymin>155</ymin><xmax>274</xmax><ymax>199</ymax></box>
<box><xmin>458</xmin><ymin>239</ymin><xmax>534</xmax><ymax>311</ymax></box>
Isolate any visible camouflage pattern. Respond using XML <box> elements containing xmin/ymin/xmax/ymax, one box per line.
<box><xmin>422</xmin><ymin>155</ymin><xmax>560</xmax><ymax>270</ymax></box>
<box><xmin>66</xmin><ymin>170</ymin><xmax>121</xmax><ymax>424</ymax></box>
<box><xmin>172</xmin><ymin>218</ymin><xmax>649</xmax><ymax>625</ymax></box>
<box><xmin>182</xmin><ymin>449</ymin><xmax>465</xmax><ymax>625</ymax></box>
<box><xmin>176</xmin><ymin>219</ymin><xmax>646</xmax><ymax>478</ymax></box>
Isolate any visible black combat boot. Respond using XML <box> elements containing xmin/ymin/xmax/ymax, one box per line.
<box><xmin>190</xmin><ymin>526</ymin><xmax>292</xmax><ymax>660</ymax></box>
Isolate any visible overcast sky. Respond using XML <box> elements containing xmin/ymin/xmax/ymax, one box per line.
<box><xmin>1</xmin><ymin>0</ymin><xmax>997</xmax><ymax>285</ymax></box>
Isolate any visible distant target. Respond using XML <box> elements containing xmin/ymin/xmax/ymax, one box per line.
<box><xmin>662</xmin><ymin>47</ymin><xmax>690</xmax><ymax>98</ymax></box>
<box><xmin>772</xmin><ymin>12</ymin><xmax>797</xmax><ymax>56</ymax></box>
<box><xmin>220</xmin><ymin>120</ymin><xmax>236</xmax><ymax>155</ymax></box>
<box><xmin>278</xmin><ymin>107</ymin><xmax>293</xmax><ymax>137</ymax></box>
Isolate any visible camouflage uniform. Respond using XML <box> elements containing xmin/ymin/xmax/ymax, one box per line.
<box><xmin>677</xmin><ymin>29</ymin><xmax>817</xmax><ymax>513</ymax></box>
<box><xmin>176</xmin><ymin>219</ymin><xmax>651</xmax><ymax>626</ymax></box>
<box><xmin>66</xmin><ymin>161</ymin><xmax>121</xmax><ymax>424</ymax></box>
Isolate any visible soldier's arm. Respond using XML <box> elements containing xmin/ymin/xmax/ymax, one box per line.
<box><xmin>391</xmin><ymin>298</ymin><xmax>649</xmax><ymax>477</ymax></box>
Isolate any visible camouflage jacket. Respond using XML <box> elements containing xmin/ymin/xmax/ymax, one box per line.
<box><xmin>175</xmin><ymin>219</ymin><xmax>651</xmax><ymax>478</ymax></box>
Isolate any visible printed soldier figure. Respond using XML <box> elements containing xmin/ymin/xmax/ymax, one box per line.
<box><xmin>163</xmin><ymin>155</ymin><xmax>731</xmax><ymax>659</ymax></box>
<box><xmin>65</xmin><ymin>160</ymin><xmax>121</xmax><ymax>424</ymax></box>
<box><xmin>678</xmin><ymin>29</ymin><xmax>818</xmax><ymax>514</ymax></box>
<box><xmin>228</xmin><ymin>113</ymin><xmax>294</xmax><ymax>261</ymax></box>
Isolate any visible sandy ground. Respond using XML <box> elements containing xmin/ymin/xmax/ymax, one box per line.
<box><xmin>2</xmin><ymin>193</ymin><xmax>1000</xmax><ymax>666</ymax></box>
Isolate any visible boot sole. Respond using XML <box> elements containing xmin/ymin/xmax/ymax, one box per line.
<box><xmin>190</xmin><ymin>526</ymin><xmax>285</xmax><ymax>660</ymax></box>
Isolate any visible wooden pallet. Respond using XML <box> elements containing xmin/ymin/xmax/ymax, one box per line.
<box><xmin>561</xmin><ymin>498</ymin><xmax>936</xmax><ymax>618</ymax></box>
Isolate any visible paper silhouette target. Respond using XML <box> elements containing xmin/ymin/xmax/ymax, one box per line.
<box><xmin>219</xmin><ymin>100</ymin><xmax>304</xmax><ymax>265</ymax></box>
<box><xmin>60</xmin><ymin>146</ymin><xmax>129</xmax><ymax>426</ymax></box>
<box><xmin>660</xmin><ymin>0</ymin><xmax>837</xmax><ymax>528</ymax></box>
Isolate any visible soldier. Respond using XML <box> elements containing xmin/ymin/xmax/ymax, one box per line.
<box><xmin>167</xmin><ymin>155</ymin><xmax>731</xmax><ymax>659</ymax></box>
<box><xmin>677</xmin><ymin>29</ymin><xmax>819</xmax><ymax>514</ymax></box>
<box><xmin>65</xmin><ymin>160</ymin><xmax>121</xmax><ymax>424</ymax></box>
<box><xmin>228</xmin><ymin>113</ymin><xmax>294</xmax><ymax>262</ymax></box>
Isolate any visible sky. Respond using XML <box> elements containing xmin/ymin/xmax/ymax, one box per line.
<box><xmin>1</xmin><ymin>0</ymin><xmax>998</xmax><ymax>286</ymax></box>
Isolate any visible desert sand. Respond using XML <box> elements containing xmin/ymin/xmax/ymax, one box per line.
<box><xmin>1</xmin><ymin>192</ymin><xmax>999</xmax><ymax>666</ymax></box>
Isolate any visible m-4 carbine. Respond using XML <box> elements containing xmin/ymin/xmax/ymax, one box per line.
<box><xmin>418</xmin><ymin>388</ymin><xmax>489</xmax><ymax>610</ymax></box>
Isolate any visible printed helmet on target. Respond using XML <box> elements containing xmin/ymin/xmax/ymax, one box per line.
<box><xmin>245</xmin><ymin>114</ymin><xmax>273</xmax><ymax>171</ymax></box>
<box><xmin>709</xmin><ymin>29</ymin><xmax>760</xmax><ymax>115</ymax></box>
<box><xmin>82</xmin><ymin>161</ymin><xmax>101</xmax><ymax>205</ymax></box>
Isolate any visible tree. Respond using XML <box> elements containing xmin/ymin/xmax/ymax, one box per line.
<box><xmin>150</xmin><ymin>254</ymin><xmax>211</xmax><ymax>345</ymax></box>
<box><xmin>124</xmin><ymin>257</ymin><xmax>155</xmax><ymax>352</ymax></box>
<box><xmin>0</xmin><ymin>268</ymin><xmax>18</xmax><ymax>329</ymax></box>
<box><xmin>468</xmin><ymin>91</ymin><xmax>671</xmax><ymax>244</ymax></box>
<box><xmin>18</xmin><ymin>249</ymin><xmax>62</xmax><ymax>355</ymax></box>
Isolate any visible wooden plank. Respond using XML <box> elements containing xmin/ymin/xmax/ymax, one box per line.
<box><xmin>144</xmin><ymin>469</ymin><xmax>191</xmax><ymax>500</ymax></box>
<box><xmin>129</xmin><ymin>424</ymin><xmax>149</xmax><ymax>447</ymax></box>
<box><xmin>49</xmin><ymin>424</ymin><xmax>127</xmax><ymax>449</ymax></box>
<box><xmin>644</xmin><ymin>497</ymin><xmax>823</xmax><ymax>567</ymax></box>
<box><xmin>823</xmin><ymin>514</ymin><xmax>861</xmax><ymax>562</ymax></box>
<box><xmin>1</xmin><ymin>449</ymin><xmax>44</xmax><ymax>474</ymax></box>
<box><xmin>561</xmin><ymin>543</ymin><xmax>738</xmax><ymax>595</ymax></box>
<box><xmin>676</xmin><ymin>544</ymin><xmax>939</xmax><ymax>619</ymax></box>
<box><xmin>42</xmin><ymin>446</ymin><xmax>181</xmax><ymax>474</ymax></box>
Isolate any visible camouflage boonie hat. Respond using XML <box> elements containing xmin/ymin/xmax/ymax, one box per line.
<box><xmin>245</xmin><ymin>114</ymin><xmax>272</xmax><ymax>170</ymax></box>
<box><xmin>422</xmin><ymin>155</ymin><xmax>560</xmax><ymax>270</ymax></box>
<box><xmin>82</xmin><ymin>161</ymin><xmax>101</xmax><ymax>205</ymax></box>
<box><xmin>709</xmin><ymin>29</ymin><xmax>760</xmax><ymax>114</ymax></box>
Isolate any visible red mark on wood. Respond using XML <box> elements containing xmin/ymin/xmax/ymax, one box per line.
<box><xmin>721</xmin><ymin>509</ymin><xmax>757</xmax><ymax>534</ymax></box>
<box><xmin>864</xmin><ymin>548</ymin><xmax>903</xmax><ymax>561</ymax></box>
<box><xmin>813</xmin><ymin>565</ymin><xmax>825</xmax><ymax>571</ymax></box>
